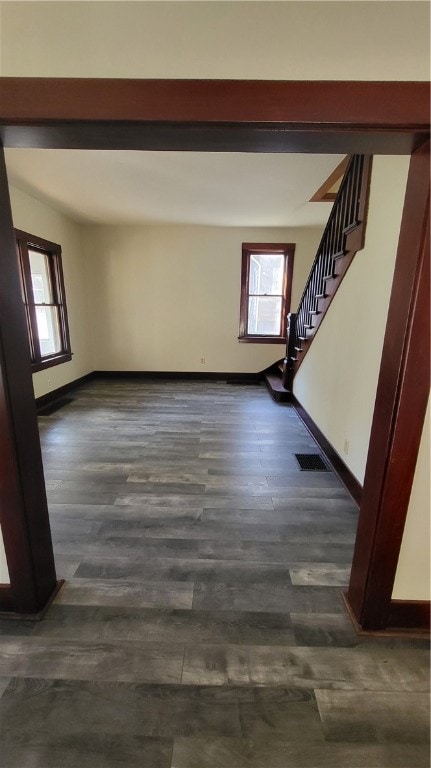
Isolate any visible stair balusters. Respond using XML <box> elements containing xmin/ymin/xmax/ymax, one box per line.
<box><xmin>287</xmin><ymin>155</ymin><xmax>372</xmax><ymax>375</ymax></box>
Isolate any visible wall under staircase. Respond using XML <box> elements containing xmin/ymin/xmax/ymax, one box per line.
<box><xmin>266</xmin><ymin>154</ymin><xmax>372</xmax><ymax>401</ymax></box>
<box><xmin>292</xmin><ymin>155</ymin><xmax>411</xmax><ymax>484</ymax></box>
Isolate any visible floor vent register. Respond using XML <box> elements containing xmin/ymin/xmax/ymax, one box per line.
<box><xmin>294</xmin><ymin>453</ymin><xmax>330</xmax><ymax>472</ymax></box>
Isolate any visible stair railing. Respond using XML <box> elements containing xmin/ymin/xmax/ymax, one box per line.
<box><xmin>281</xmin><ymin>312</ymin><xmax>296</xmax><ymax>391</ymax></box>
<box><xmin>286</xmin><ymin>154</ymin><xmax>372</xmax><ymax>379</ymax></box>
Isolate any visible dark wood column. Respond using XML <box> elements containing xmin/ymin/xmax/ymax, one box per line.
<box><xmin>347</xmin><ymin>140</ymin><xmax>430</xmax><ymax>630</ymax></box>
<box><xmin>0</xmin><ymin>146</ymin><xmax>57</xmax><ymax>614</ymax></box>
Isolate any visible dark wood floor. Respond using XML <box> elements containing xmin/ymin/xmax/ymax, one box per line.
<box><xmin>0</xmin><ymin>380</ymin><xmax>429</xmax><ymax>767</ymax></box>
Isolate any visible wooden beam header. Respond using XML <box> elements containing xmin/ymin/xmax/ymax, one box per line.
<box><xmin>0</xmin><ymin>78</ymin><xmax>429</xmax><ymax>127</ymax></box>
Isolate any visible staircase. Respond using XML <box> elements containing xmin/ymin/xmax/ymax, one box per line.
<box><xmin>266</xmin><ymin>154</ymin><xmax>372</xmax><ymax>402</ymax></box>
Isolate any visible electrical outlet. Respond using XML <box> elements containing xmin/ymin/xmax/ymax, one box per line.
<box><xmin>200</xmin><ymin>357</ymin><xmax>206</xmax><ymax>365</ymax></box>
<box><xmin>343</xmin><ymin>439</ymin><xmax>349</xmax><ymax>455</ymax></box>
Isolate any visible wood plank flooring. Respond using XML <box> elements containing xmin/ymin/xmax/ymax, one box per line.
<box><xmin>0</xmin><ymin>380</ymin><xmax>429</xmax><ymax>767</ymax></box>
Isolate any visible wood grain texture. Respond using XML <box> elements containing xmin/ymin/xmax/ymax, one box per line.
<box><xmin>0</xmin><ymin>380</ymin><xmax>428</xmax><ymax>767</ymax></box>
<box><xmin>315</xmin><ymin>689</ymin><xmax>430</xmax><ymax>743</ymax></box>
<box><xmin>171</xmin><ymin>737</ymin><xmax>429</xmax><ymax>768</ymax></box>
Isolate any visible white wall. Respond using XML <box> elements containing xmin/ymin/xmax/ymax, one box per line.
<box><xmin>83</xmin><ymin>224</ymin><xmax>321</xmax><ymax>373</ymax></box>
<box><xmin>392</xmin><ymin>398</ymin><xmax>430</xmax><ymax>602</ymax></box>
<box><xmin>9</xmin><ymin>185</ymin><xmax>93</xmax><ymax>398</ymax></box>
<box><xmin>293</xmin><ymin>156</ymin><xmax>410</xmax><ymax>484</ymax></box>
<box><xmin>1</xmin><ymin>1</ymin><xmax>429</xmax><ymax>81</ymax></box>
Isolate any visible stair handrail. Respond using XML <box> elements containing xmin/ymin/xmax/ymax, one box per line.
<box><xmin>296</xmin><ymin>155</ymin><xmax>362</xmax><ymax>312</ymax></box>
<box><xmin>287</xmin><ymin>154</ymin><xmax>372</xmax><ymax>375</ymax></box>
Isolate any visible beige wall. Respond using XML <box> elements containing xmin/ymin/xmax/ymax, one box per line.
<box><xmin>83</xmin><ymin>224</ymin><xmax>321</xmax><ymax>373</ymax></box>
<box><xmin>293</xmin><ymin>156</ymin><xmax>410</xmax><ymax>484</ymax></box>
<box><xmin>1</xmin><ymin>2</ymin><xmax>429</xmax><ymax>81</ymax></box>
<box><xmin>392</xmin><ymin>398</ymin><xmax>430</xmax><ymax>602</ymax></box>
<box><xmin>0</xmin><ymin>524</ymin><xmax>10</xmax><ymax>584</ymax></box>
<box><xmin>9</xmin><ymin>185</ymin><xmax>93</xmax><ymax>398</ymax></box>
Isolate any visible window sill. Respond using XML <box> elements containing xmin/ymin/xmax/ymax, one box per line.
<box><xmin>238</xmin><ymin>336</ymin><xmax>286</xmax><ymax>345</ymax></box>
<box><xmin>31</xmin><ymin>353</ymin><xmax>72</xmax><ymax>373</ymax></box>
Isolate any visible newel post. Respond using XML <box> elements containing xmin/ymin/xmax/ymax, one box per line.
<box><xmin>281</xmin><ymin>312</ymin><xmax>297</xmax><ymax>392</ymax></box>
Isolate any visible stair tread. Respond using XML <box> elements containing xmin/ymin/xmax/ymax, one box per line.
<box><xmin>265</xmin><ymin>373</ymin><xmax>290</xmax><ymax>394</ymax></box>
<box><xmin>344</xmin><ymin>220</ymin><xmax>360</xmax><ymax>235</ymax></box>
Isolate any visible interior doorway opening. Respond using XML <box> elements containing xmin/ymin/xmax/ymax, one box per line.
<box><xmin>0</xmin><ymin>79</ymin><xmax>429</xmax><ymax>632</ymax></box>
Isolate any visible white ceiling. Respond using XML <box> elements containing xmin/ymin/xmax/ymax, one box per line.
<box><xmin>5</xmin><ymin>149</ymin><xmax>344</xmax><ymax>228</ymax></box>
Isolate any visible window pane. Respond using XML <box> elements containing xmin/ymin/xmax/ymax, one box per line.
<box><xmin>35</xmin><ymin>306</ymin><xmax>61</xmax><ymax>356</ymax></box>
<box><xmin>248</xmin><ymin>296</ymin><xmax>282</xmax><ymax>335</ymax></box>
<box><xmin>29</xmin><ymin>250</ymin><xmax>53</xmax><ymax>304</ymax></box>
<box><xmin>249</xmin><ymin>253</ymin><xmax>284</xmax><ymax>296</ymax></box>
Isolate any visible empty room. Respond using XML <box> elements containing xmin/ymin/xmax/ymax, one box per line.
<box><xmin>0</xmin><ymin>2</ymin><xmax>429</xmax><ymax>767</ymax></box>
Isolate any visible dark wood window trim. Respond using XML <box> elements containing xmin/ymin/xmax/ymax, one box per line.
<box><xmin>15</xmin><ymin>229</ymin><xmax>72</xmax><ymax>372</ymax></box>
<box><xmin>239</xmin><ymin>243</ymin><xmax>295</xmax><ymax>344</ymax></box>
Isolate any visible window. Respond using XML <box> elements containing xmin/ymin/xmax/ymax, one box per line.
<box><xmin>15</xmin><ymin>229</ymin><xmax>72</xmax><ymax>371</ymax></box>
<box><xmin>239</xmin><ymin>243</ymin><xmax>295</xmax><ymax>343</ymax></box>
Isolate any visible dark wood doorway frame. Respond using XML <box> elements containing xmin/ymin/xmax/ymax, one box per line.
<box><xmin>0</xmin><ymin>79</ymin><xmax>429</xmax><ymax>629</ymax></box>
